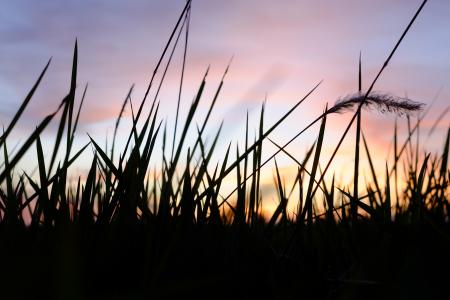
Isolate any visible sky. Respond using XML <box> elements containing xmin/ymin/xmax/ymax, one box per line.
<box><xmin>1</xmin><ymin>0</ymin><xmax>449</xmax><ymax>210</ymax></box>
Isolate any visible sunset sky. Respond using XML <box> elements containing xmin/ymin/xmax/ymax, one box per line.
<box><xmin>1</xmin><ymin>0</ymin><xmax>449</xmax><ymax>206</ymax></box>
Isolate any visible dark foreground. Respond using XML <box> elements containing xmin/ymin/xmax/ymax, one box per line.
<box><xmin>2</xmin><ymin>220</ymin><xmax>449</xmax><ymax>300</ymax></box>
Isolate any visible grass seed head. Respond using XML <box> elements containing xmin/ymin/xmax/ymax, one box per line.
<box><xmin>329</xmin><ymin>91</ymin><xmax>425</xmax><ymax>116</ymax></box>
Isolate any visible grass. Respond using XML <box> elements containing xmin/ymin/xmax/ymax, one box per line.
<box><xmin>1</xmin><ymin>0</ymin><xmax>450</xmax><ymax>299</ymax></box>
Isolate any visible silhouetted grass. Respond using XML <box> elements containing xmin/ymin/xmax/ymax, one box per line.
<box><xmin>2</xmin><ymin>0</ymin><xmax>449</xmax><ymax>299</ymax></box>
